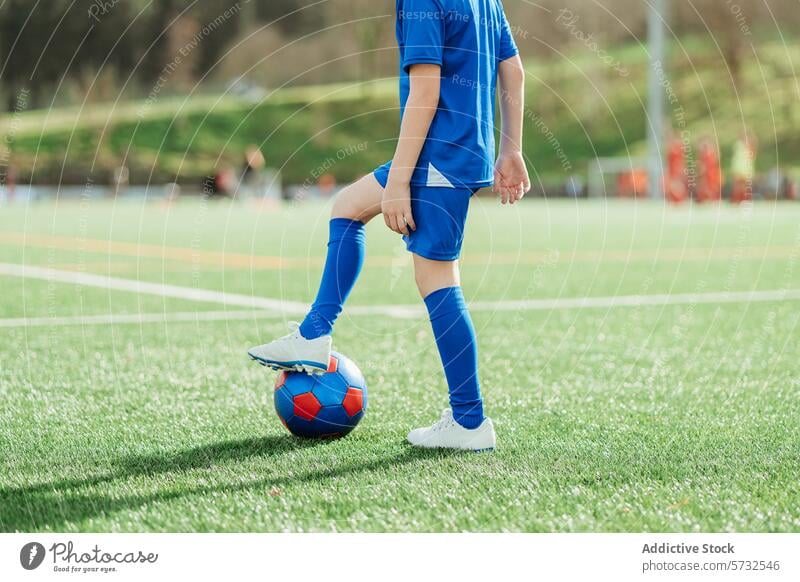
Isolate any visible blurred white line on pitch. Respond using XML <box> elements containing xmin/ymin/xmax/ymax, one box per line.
<box><xmin>0</xmin><ymin>262</ymin><xmax>308</xmax><ymax>314</ymax></box>
<box><xmin>1</xmin><ymin>263</ymin><xmax>799</xmax><ymax>326</ymax></box>
<box><xmin>0</xmin><ymin>311</ymin><xmax>284</xmax><ymax>328</ymax></box>
<box><xmin>467</xmin><ymin>289</ymin><xmax>800</xmax><ymax>312</ymax></box>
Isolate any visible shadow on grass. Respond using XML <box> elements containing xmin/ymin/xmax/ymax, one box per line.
<box><xmin>0</xmin><ymin>435</ymin><xmax>455</xmax><ymax>532</ymax></box>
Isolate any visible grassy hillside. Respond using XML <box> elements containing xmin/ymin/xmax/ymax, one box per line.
<box><xmin>2</xmin><ymin>38</ymin><xmax>799</xmax><ymax>186</ymax></box>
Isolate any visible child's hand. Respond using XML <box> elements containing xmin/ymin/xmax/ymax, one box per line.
<box><xmin>494</xmin><ymin>151</ymin><xmax>531</xmax><ymax>205</ymax></box>
<box><xmin>381</xmin><ymin>180</ymin><xmax>417</xmax><ymax>236</ymax></box>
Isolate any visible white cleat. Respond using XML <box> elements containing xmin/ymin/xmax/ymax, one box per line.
<box><xmin>248</xmin><ymin>322</ymin><xmax>331</xmax><ymax>375</ymax></box>
<box><xmin>407</xmin><ymin>409</ymin><xmax>496</xmax><ymax>452</ymax></box>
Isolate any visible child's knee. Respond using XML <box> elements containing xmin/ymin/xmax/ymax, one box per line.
<box><xmin>413</xmin><ymin>255</ymin><xmax>459</xmax><ymax>298</ymax></box>
<box><xmin>331</xmin><ymin>176</ymin><xmax>383</xmax><ymax>222</ymax></box>
<box><xmin>331</xmin><ymin>197</ymin><xmax>364</xmax><ymax>221</ymax></box>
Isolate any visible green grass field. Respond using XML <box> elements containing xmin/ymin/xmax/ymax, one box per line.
<box><xmin>1</xmin><ymin>197</ymin><xmax>799</xmax><ymax>532</ymax></box>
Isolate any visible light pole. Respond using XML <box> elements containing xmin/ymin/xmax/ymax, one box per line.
<box><xmin>647</xmin><ymin>0</ymin><xmax>668</xmax><ymax>199</ymax></box>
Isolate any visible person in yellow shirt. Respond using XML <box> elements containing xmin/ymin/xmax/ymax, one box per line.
<box><xmin>730</xmin><ymin>131</ymin><xmax>757</xmax><ymax>204</ymax></box>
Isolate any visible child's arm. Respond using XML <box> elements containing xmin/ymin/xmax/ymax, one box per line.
<box><xmin>382</xmin><ymin>63</ymin><xmax>442</xmax><ymax>236</ymax></box>
<box><xmin>495</xmin><ymin>54</ymin><xmax>530</xmax><ymax>205</ymax></box>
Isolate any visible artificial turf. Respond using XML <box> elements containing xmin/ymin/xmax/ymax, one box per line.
<box><xmin>0</xmin><ymin>198</ymin><xmax>798</xmax><ymax>532</ymax></box>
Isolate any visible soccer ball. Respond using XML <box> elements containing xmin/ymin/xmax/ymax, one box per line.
<box><xmin>273</xmin><ymin>351</ymin><xmax>367</xmax><ymax>438</ymax></box>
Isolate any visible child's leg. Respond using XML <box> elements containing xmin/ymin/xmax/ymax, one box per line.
<box><xmin>414</xmin><ymin>254</ymin><xmax>485</xmax><ymax>429</ymax></box>
<box><xmin>298</xmin><ymin>174</ymin><xmax>384</xmax><ymax>339</ymax></box>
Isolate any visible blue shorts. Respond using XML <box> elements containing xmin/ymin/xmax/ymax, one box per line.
<box><xmin>374</xmin><ymin>166</ymin><xmax>478</xmax><ymax>262</ymax></box>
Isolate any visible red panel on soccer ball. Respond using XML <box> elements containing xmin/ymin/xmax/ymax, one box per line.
<box><xmin>342</xmin><ymin>387</ymin><xmax>363</xmax><ymax>417</ymax></box>
<box><xmin>293</xmin><ymin>392</ymin><xmax>322</xmax><ymax>421</ymax></box>
<box><xmin>275</xmin><ymin>371</ymin><xmax>288</xmax><ymax>390</ymax></box>
<box><xmin>327</xmin><ymin>355</ymin><xmax>339</xmax><ymax>374</ymax></box>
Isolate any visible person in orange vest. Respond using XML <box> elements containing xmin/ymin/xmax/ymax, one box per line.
<box><xmin>318</xmin><ymin>173</ymin><xmax>338</xmax><ymax>197</ymax></box>
<box><xmin>786</xmin><ymin>176</ymin><xmax>797</xmax><ymax>201</ymax></box>
<box><xmin>696</xmin><ymin>137</ymin><xmax>722</xmax><ymax>203</ymax></box>
<box><xmin>616</xmin><ymin>168</ymin><xmax>648</xmax><ymax>198</ymax></box>
<box><xmin>665</xmin><ymin>129</ymin><xmax>689</xmax><ymax>203</ymax></box>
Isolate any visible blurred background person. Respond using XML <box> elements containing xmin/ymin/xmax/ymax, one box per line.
<box><xmin>565</xmin><ymin>174</ymin><xmax>584</xmax><ymax>198</ymax></box>
<box><xmin>763</xmin><ymin>166</ymin><xmax>782</xmax><ymax>201</ymax></box>
<box><xmin>241</xmin><ymin>144</ymin><xmax>266</xmax><ymax>196</ymax></box>
<box><xmin>785</xmin><ymin>175</ymin><xmax>797</xmax><ymax>201</ymax></box>
<box><xmin>665</xmin><ymin>127</ymin><xmax>688</xmax><ymax>204</ymax></box>
<box><xmin>0</xmin><ymin>164</ymin><xmax>16</xmax><ymax>205</ymax></box>
<box><xmin>112</xmin><ymin>163</ymin><xmax>129</xmax><ymax>198</ymax></box>
<box><xmin>730</xmin><ymin>131</ymin><xmax>758</xmax><ymax>204</ymax></box>
<box><xmin>696</xmin><ymin>137</ymin><xmax>722</xmax><ymax>203</ymax></box>
<box><xmin>318</xmin><ymin>173</ymin><xmax>337</xmax><ymax>198</ymax></box>
<box><xmin>616</xmin><ymin>168</ymin><xmax>648</xmax><ymax>199</ymax></box>
<box><xmin>205</xmin><ymin>166</ymin><xmax>236</xmax><ymax>198</ymax></box>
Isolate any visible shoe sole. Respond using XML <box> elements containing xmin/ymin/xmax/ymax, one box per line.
<box><xmin>407</xmin><ymin>440</ymin><xmax>496</xmax><ymax>452</ymax></box>
<box><xmin>414</xmin><ymin>446</ymin><xmax>495</xmax><ymax>452</ymax></box>
<box><xmin>248</xmin><ymin>353</ymin><xmax>327</xmax><ymax>375</ymax></box>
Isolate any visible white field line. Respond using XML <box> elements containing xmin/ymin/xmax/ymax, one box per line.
<box><xmin>467</xmin><ymin>289</ymin><xmax>800</xmax><ymax>312</ymax></box>
<box><xmin>0</xmin><ymin>262</ymin><xmax>308</xmax><ymax>314</ymax></box>
<box><xmin>1</xmin><ymin>262</ymin><xmax>800</xmax><ymax>329</ymax></box>
<box><xmin>0</xmin><ymin>310</ymin><xmax>280</xmax><ymax>328</ymax></box>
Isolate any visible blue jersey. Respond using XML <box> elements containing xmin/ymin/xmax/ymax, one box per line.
<box><xmin>379</xmin><ymin>0</ymin><xmax>519</xmax><ymax>189</ymax></box>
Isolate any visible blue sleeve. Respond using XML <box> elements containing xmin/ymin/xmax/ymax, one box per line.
<box><xmin>398</xmin><ymin>0</ymin><xmax>445</xmax><ymax>72</ymax></box>
<box><xmin>497</xmin><ymin>7</ymin><xmax>519</xmax><ymax>62</ymax></box>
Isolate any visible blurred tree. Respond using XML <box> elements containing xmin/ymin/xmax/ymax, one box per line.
<box><xmin>193</xmin><ymin>0</ymin><xmax>242</xmax><ymax>78</ymax></box>
<box><xmin>2</xmin><ymin>0</ymin><xmax>799</xmax><ymax>111</ymax></box>
<box><xmin>253</xmin><ymin>0</ymin><xmax>323</xmax><ymax>36</ymax></box>
<box><xmin>139</xmin><ymin>0</ymin><xmax>180</xmax><ymax>85</ymax></box>
<box><xmin>675</xmin><ymin>0</ymin><xmax>747</xmax><ymax>87</ymax></box>
<box><xmin>0</xmin><ymin>0</ymin><xmax>136</xmax><ymax>109</ymax></box>
<box><xmin>0</xmin><ymin>0</ymin><xmax>32</xmax><ymax>110</ymax></box>
<box><xmin>332</xmin><ymin>0</ymin><xmax>388</xmax><ymax>90</ymax></box>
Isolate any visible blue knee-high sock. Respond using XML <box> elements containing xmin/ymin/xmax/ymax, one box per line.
<box><xmin>299</xmin><ymin>218</ymin><xmax>365</xmax><ymax>339</ymax></box>
<box><xmin>424</xmin><ymin>286</ymin><xmax>484</xmax><ymax>429</ymax></box>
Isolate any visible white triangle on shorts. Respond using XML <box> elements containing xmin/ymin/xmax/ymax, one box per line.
<box><xmin>427</xmin><ymin>162</ymin><xmax>456</xmax><ymax>188</ymax></box>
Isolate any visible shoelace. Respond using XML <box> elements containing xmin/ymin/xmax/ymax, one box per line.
<box><xmin>431</xmin><ymin>413</ymin><xmax>455</xmax><ymax>432</ymax></box>
<box><xmin>280</xmin><ymin>322</ymin><xmax>302</xmax><ymax>340</ymax></box>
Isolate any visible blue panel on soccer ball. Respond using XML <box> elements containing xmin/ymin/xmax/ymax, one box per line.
<box><xmin>334</xmin><ymin>352</ymin><xmax>366</xmax><ymax>390</ymax></box>
<box><xmin>285</xmin><ymin>415</ymin><xmax>318</xmax><ymax>439</ymax></box>
<box><xmin>274</xmin><ymin>387</ymin><xmax>295</xmax><ymax>423</ymax></box>
<box><xmin>349</xmin><ymin>409</ymin><xmax>364</xmax><ymax>425</ymax></box>
<box><xmin>312</xmin><ymin>373</ymin><xmax>348</xmax><ymax>407</ymax></box>
<box><xmin>272</xmin><ymin>352</ymin><xmax>367</xmax><ymax>439</ymax></box>
<box><xmin>314</xmin><ymin>405</ymin><xmax>352</xmax><ymax>434</ymax></box>
<box><xmin>283</xmin><ymin>373</ymin><xmax>316</xmax><ymax>397</ymax></box>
